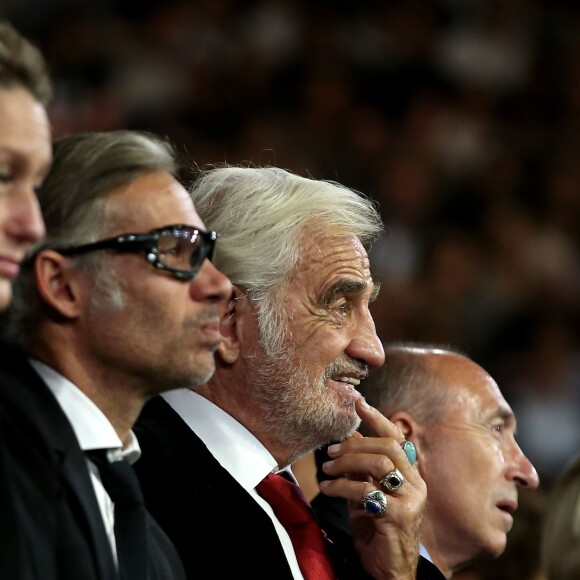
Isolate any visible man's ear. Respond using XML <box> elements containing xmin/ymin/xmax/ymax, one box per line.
<box><xmin>217</xmin><ymin>285</ymin><xmax>245</xmax><ymax>364</ymax></box>
<box><xmin>34</xmin><ymin>250</ymin><xmax>84</xmax><ymax>319</ymax></box>
<box><xmin>390</xmin><ymin>410</ymin><xmax>416</xmax><ymax>439</ymax></box>
<box><xmin>390</xmin><ymin>410</ymin><xmax>423</xmax><ymax>466</ymax></box>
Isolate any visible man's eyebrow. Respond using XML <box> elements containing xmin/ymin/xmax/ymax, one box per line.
<box><xmin>321</xmin><ymin>278</ymin><xmax>379</xmax><ymax>305</ymax></box>
<box><xmin>497</xmin><ymin>406</ymin><xmax>514</xmax><ymax>421</ymax></box>
<box><xmin>490</xmin><ymin>405</ymin><xmax>517</xmax><ymax>429</ymax></box>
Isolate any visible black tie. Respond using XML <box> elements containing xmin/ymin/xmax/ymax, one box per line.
<box><xmin>86</xmin><ymin>449</ymin><xmax>148</xmax><ymax>580</ymax></box>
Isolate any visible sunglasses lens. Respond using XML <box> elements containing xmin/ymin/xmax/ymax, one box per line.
<box><xmin>157</xmin><ymin>227</ymin><xmax>210</xmax><ymax>274</ymax></box>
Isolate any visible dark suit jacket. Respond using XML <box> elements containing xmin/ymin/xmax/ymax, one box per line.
<box><xmin>0</xmin><ymin>345</ymin><xmax>185</xmax><ymax>580</ymax></box>
<box><xmin>134</xmin><ymin>395</ymin><xmax>444</xmax><ymax>580</ymax></box>
<box><xmin>134</xmin><ymin>395</ymin><xmax>296</xmax><ymax>580</ymax></box>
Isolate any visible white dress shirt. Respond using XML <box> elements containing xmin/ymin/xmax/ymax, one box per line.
<box><xmin>30</xmin><ymin>359</ymin><xmax>141</xmax><ymax>566</ymax></box>
<box><xmin>162</xmin><ymin>388</ymin><xmax>305</xmax><ymax>580</ymax></box>
<box><xmin>419</xmin><ymin>543</ymin><xmax>433</xmax><ymax>563</ymax></box>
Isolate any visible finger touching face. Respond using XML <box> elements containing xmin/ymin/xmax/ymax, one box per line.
<box><xmin>283</xmin><ymin>233</ymin><xmax>384</xmax><ymax>436</ymax></box>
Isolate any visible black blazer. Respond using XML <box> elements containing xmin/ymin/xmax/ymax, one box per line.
<box><xmin>134</xmin><ymin>395</ymin><xmax>296</xmax><ymax>580</ymax></box>
<box><xmin>0</xmin><ymin>345</ymin><xmax>185</xmax><ymax>580</ymax></box>
<box><xmin>134</xmin><ymin>395</ymin><xmax>444</xmax><ymax>580</ymax></box>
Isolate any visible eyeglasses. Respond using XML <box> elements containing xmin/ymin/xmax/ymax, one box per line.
<box><xmin>53</xmin><ymin>224</ymin><xmax>217</xmax><ymax>280</ymax></box>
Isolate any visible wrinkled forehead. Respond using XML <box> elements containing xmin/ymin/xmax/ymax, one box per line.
<box><xmin>297</xmin><ymin>230</ymin><xmax>371</xmax><ymax>274</ymax></box>
<box><xmin>300</xmin><ymin>229</ymin><xmax>370</xmax><ymax>266</ymax></box>
<box><xmin>288</xmin><ymin>231</ymin><xmax>377</xmax><ymax>302</ymax></box>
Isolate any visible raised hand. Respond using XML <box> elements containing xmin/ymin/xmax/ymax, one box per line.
<box><xmin>319</xmin><ymin>398</ymin><xmax>426</xmax><ymax>580</ymax></box>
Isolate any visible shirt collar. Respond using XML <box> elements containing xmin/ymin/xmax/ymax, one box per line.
<box><xmin>161</xmin><ymin>389</ymin><xmax>278</xmax><ymax>489</ymax></box>
<box><xmin>419</xmin><ymin>543</ymin><xmax>433</xmax><ymax>563</ymax></box>
<box><xmin>29</xmin><ymin>359</ymin><xmax>141</xmax><ymax>463</ymax></box>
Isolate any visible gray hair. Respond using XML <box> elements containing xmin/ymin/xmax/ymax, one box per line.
<box><xmin>6</xmin><ymin>130</ymin><xmax>178</xmax><ymax>347</ymax></box>
<box><xmin>190</xmin><ymin>165</ymin><xmax>383</xmax><ymax>355</ymax></box>
<box><xmin>0</xmin><ymin>20</ymin><xmax>51</xmax><ymax>104</ymax></box>
<box><xmin>359</xmin><ymin>342</ymin><xmax>465</xmax><ymax>431</ymax></box>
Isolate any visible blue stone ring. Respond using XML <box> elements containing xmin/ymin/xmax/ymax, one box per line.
<box><xmin>380</xmin><ymin>468</ymin><xmax>405</xmax><ymax>492</ymax></box>
<box><xmin>400</xmin><ymin>440</ymin><xmax>417</xmax><ymax>465</ymax></box>
<box><xmin>361</xmin><ymin>489</ymin><xmax>388</xmax><ymax>516</ymax></box>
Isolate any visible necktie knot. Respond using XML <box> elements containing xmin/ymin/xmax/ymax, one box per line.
<box><xmin>86</xmin><ymin>448</ymin><xmax>144</xmax><ymax>506</ymax></box>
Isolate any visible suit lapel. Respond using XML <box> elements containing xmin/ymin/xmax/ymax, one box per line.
<box><xmin>136</xmin><ymin>396</ymin><xmax>295</xmax><ymax>579</ymax></box>
<box><xmin>2</xmin><ymin>347</ymin><xmax>118</xmax><ymax>579</ymax></box>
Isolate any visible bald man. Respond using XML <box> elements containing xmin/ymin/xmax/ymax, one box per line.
<box><xmin>306</xmin><ymin>343</ymin><xmax>539</xmax><ymax>579</ymax></box>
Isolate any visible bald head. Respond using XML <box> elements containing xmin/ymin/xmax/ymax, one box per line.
<box><xmin>360</xmin><ymin>342</ymin><xmax>539</xmax><ymax>575</ymax></box>
<box><xmin>359</xmin><ymin>343</ymin><xmax>468</xmax><ymax>431</ymax></box>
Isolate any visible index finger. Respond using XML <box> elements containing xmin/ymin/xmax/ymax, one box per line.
<box><xmin>356</xmin><ymin>398</ymin><xmax>405</xmax><ymax>441</ymax></box>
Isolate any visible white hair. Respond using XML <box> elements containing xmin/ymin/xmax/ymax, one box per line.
<box><xmin>190</xmin><ymin>165</ymin><xmax>383</xmax><ymax>355</ymax></box>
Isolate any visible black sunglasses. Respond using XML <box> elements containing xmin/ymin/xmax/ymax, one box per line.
<box><xmin>53</xmin><ymin>224</ymin><xmax>217</xmax><ymax>280</ymax></box>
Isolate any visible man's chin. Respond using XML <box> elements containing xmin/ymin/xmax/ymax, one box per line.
<box><xmin>326</xmin><ymin>407</ymin><xmax>361</xmax><ymax>442</ymax></box>
<box><xmin>485</xmin><ymin>532</ymin><xmax>508</xmax><ymax>559</ymax></box>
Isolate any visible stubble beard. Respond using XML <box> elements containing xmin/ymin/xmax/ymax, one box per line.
<box><xmin>88</xmin><ymin>265</ymin><xmax>219</xmax><ymax>394</ymax></box>
<box><xmin>249</xmin><ymin>339</ymin><xmax>361</xmax><ymax>460</ymax></box>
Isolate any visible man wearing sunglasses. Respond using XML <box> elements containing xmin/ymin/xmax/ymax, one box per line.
<box><xmin>0</xmin><ymin>131</ymin><xmax>231</xmax><ymax>579</ymax></box>
<box><xmin>134</xmin><ymin>166</ymin><xmax>442</xmax><ymax>579</ymax></box>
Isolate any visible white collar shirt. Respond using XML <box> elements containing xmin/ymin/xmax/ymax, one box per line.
<box><xmin>162</xmin><ymin>388</ymin><xmax>304</xmax><ymax>580</ymax></box>
<box><xmin>419</xmin><ymin>542</ymin><xmax>433</xmax><ymax>563</ymax></box>
<box><xmin>30</xmin><ymin>359</ymin><xmax>141</xmax><ymax>566</ymax></box>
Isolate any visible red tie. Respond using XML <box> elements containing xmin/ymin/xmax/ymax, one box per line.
<box><xmin>257</xmin><ymin>472</ymin><xmax>336</xmax><ymax>580</ymax></box>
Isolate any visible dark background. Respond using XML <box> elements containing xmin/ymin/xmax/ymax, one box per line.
<box><xmin>3</xmin><ymin>0</ymin><xmax>579</xmax><ymax>490</ymax></box>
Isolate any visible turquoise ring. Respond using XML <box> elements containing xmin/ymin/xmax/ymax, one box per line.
<box><xmin>400</xmin><ymin>440</ymin><xmax>417</xmax><ymax>465</ymax></box>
